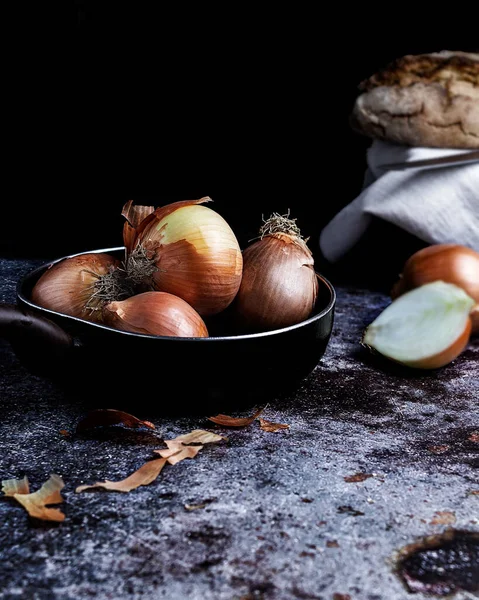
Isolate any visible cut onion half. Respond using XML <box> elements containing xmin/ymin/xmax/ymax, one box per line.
<box><xmin>362</xmin><ymin>280</ymin><xmax>475</xmax><ymax>369</ymax></box>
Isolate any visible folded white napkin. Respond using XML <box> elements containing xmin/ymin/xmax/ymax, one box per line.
<box><xmin>319</xmin><ymin>140</ymin><xmax>479</xmax><ymax>262</ymax></box>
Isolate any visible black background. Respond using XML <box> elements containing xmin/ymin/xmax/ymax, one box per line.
<box><xmin>2</xmin><ymin>5</ymin><xmax>477</xmax><ymax>286</ymax></box>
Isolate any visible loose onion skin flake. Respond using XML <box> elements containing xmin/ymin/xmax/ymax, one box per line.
<box><xmin>1</xmin><ymin>476</ymin><xmax>30</xmax><ymax>496</ymax></box>
<box><xmin>75</xmin><ymin>409</ymin><xmax>155</xmax><ymax>433</ymax></box>
<box><xmin>233</xmin><ymin>213</ymin><xmax>318</xmax><ymax>333</ymax></box>
<box><xmin>75</xmin><ymin>459</ymin><xmax>168</xmax><ymax>493</ymax></box>
<box><xmin>31</xmin><ymin>253</ymin><xmax>123</xmax><ymax>323</ymax></box>
<box><xmin>363</xmin><ymin>280</ymin><xmax>475</xmax><ymax>369</ymax></box>
<box><xmin>75</xmin><ymin>430</ymin><xmax>226</xmax><ymax>493</ymax></box>
<box><xmin>259</xmin><ymin>418</ymin><xmax>290</xmax><ymax>432</ymax></box>
<box><xmin>154</xmin><ymin>430</ymin><xmax>227</xmax><ymax>464</ymax></box>
<box><xmin>208</xmin><ymin>406</ymin><xmax>266</xmax><ymax>427</ymax></box>
<box><xmin>2</xmin><ymin>474</ymin><xmax>65</xmax><ymax>522</ymax></box>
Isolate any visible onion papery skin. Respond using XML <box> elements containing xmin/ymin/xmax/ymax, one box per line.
<box><xmin>127</xmin><ymin>200</ymin><xmax>243</xmax><ymax>317</ymax></box>
<box><xmin>102</xmin><ymin>291</ymin><xmax>209</xmax><ymax>338</ymax></box>
<box><xmin>233</xmin><ymin>232</ymin><xmax>318</xmax><ymax>333</ymax></box>
<box><xmin>31</xmin><ymin>253</ymin><xmax>121</xmax><ymax>322</ymax></box>
<box><xmin>391</xmin><ymin>244</ymin><xmax>479</xmax><ymax>334</ymax></box>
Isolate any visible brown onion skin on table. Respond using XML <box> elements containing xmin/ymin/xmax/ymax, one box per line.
<box><xmin>30</xmin><ymin>253</ymin><xmax>121</xmax><ymax>323</ymax></box>
<box><xmin>233</xmin><ymin>232</ymin><xmax>319</xmax><ymax>333</ymax></box>
<box><xmin>102</xmin><ymin>291</ymin><xmax>209</xmax><ymax>338</ymax></box>
<box><xmin>391</xmin><ymin>244</ymin><xmax>479</xmax><ymax>334</ymax></box>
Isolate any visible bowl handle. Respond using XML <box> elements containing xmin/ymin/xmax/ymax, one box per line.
<box><xmin>0</xmin><ymin>303</ymin><xmax>74</xmax><ymax>377</ymax></box>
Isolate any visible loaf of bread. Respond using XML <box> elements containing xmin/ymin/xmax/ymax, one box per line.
<box><xmin>350</xmin><ymin>50</ymin><xmax>479</xmax><ymax>149</ymax></box>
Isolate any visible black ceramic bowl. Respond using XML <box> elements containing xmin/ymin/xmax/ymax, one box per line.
<box><xmin>7</xmin><ymin>247</ymin><xmax>335</xmax><ymax>414</ymax></box>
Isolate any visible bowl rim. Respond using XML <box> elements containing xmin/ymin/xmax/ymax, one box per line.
<box><xmin>17</xmin><ymin>246</ymin><xmax>336</xmax><ymax>342</ymax></box>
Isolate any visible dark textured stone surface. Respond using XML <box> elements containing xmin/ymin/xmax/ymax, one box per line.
<box><xmin>1</xmin><ymin>257</ymin><xmax>478</xmax><ymax>600</ymax></box>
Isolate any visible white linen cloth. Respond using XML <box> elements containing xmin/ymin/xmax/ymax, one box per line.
<box><xmin>319</xmin><ymin>140</ymin><xmax>479</xmax><ymax>262</ymax></box>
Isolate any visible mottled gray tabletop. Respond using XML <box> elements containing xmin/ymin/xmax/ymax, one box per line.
<box><xmin>1</xmin><ymin>258</ymin><xmax>478</xmax><ymax>600</ymax></box>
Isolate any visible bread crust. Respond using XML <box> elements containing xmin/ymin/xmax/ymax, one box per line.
<box><xmin>350</xmin><ymin>51</ymin><xmax>479</xmax><ymax>148</ymax></box>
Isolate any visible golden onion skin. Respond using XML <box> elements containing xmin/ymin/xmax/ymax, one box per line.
<box><xmin>31</xmin><ymin>253</ymin><xmax>121</xmax><ymax>323</ymax></box>
<box><xmin>234</xmin><ymin>232</ymin><xmax>318</xmax><ymax>333</ymax></box>
<box><xmin>130</xmin><ymin>201</ymin><xmax>243</xmax><ymax>317</ymax></box>
<box><xmin>102</xmin><ymin>291</ymin><xmax>209</xmax><ymax>338</ymax></box>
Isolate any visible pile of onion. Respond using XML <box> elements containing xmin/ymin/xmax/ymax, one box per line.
<box><xmin>30</xmin><ymin>201</ymin><xmax>320</xmax><ymax>339</ymax></box>
<box><xmin>391</xmin><ymin>244</ymin><xmax>479</xmax><ymax>334</ymax></box>
<box><xmin>30</xmin><ymin>198</ymin><xmax>244</xmax><ymax>338</ymax></box>
<box><xmin>232</xmin><ymin>212</ymin><xmax>318</xmax><ymax>333</ymax></box>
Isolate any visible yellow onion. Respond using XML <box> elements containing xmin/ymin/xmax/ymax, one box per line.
<box><xmin>363</xmin><ymin>281</ymin><xmax>474</xmax><ymax>369</ymax></box>
<box><xmin>122</xmin><ymin>197</ymin><xmax>243</xmax><ymax>317</ymax></box>
<box><xmin>391</xmin><ymin>244</ymin><xmax>479</xmax><ymax>334</ymax></box>
<box><xmin>233</xmin><ymin>213</ymin><xmax>318</xmax><ymax>333</ymax></box>
<box><xmin>31</xmin><ymin>253</ymin><xmax>123</xmax><ymax>322</ymax></box>
<box><xmin>102</xmin><ymin>291</ymin><xmax>209</xmax><ymax>338</ymax></box>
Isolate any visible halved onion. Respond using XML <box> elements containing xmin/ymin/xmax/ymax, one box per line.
<box><xmin>363</xmin><ymin>280</ymin><xmax>475</xmax><ymax>369</ymax></box>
